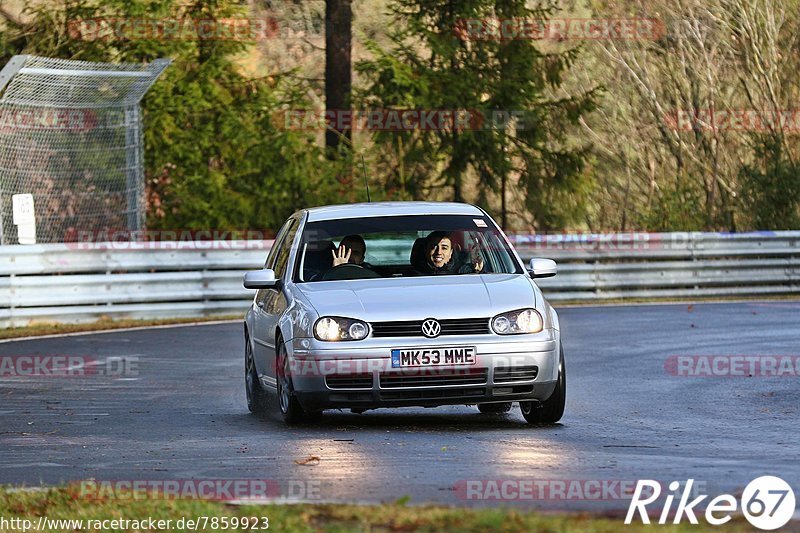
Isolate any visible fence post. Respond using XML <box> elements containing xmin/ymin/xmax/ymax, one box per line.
<box><xmin>125</xmin><ymin>105</ymin><xmax>143</xmax><ymax>232</ymax></box>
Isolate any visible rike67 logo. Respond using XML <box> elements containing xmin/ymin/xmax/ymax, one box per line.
<box><xmin>626</xmin><ymin>476</ymin><xmax>796</xmax><ymax>530</ymax></box>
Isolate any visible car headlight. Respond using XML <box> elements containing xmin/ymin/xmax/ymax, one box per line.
<box><xmin>491</xmin><ymin>309</ymin><xmax>543</xmax><ymax>335</ymax></box>
<box><xmin>314</xmin><ymin>317</ymin><xmax>369</xmax><ymax>341</ymax></box>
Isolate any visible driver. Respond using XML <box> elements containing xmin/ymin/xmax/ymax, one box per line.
<box><xmin>331</xmin><ymin>234</ymin><xmax>369</xmax><ymax>267</ymax></box>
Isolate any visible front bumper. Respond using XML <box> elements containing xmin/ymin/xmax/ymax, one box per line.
<box><xmin>286</xmin><ymin>330</ymin><xmax>560</xmax><ymax>411</ymax></box>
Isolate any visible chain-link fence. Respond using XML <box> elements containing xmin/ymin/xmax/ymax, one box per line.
<box><xmin>0</xmin><ymin>55</ymin><xmax>170</xmax><ymax>245</ymax></box>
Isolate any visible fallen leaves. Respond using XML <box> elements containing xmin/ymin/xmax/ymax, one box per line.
<box><xmin>294</xmin><ymin>455</ymin><xmax>320</xmax><ymax>466</ymax></box>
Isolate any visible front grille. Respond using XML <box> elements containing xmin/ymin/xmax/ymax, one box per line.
<box><xmin>494</xmin><ymin>365</ymin><xmax>539</xmax><ymax>383</ymax></box>
<box><xmin>326</xmin><ymin>375</ymin><xmax>373</xmax><ymax>389</ymax></box>
<box><xmin>371</xmin><ymin>318</ymin><xmax>491</xmax><ymax>338</ymax></box>
<box><xmin>380</xmin><ymin>368</ymin><xmax>488</xmax><ymax>388</ymax></box>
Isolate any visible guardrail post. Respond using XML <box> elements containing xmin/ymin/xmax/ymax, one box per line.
<box><xmin>9</xmin><ymin>272</ymin><xmax>15</xmax><ymax>321</ymax></box>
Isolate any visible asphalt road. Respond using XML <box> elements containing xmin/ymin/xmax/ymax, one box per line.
<box><xmin>1</xmin><ymin>301</ymin><xmax>798</xmax><ymax>513</ymax></box>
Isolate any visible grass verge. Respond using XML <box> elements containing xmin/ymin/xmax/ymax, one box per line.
<box><xmin>0</xmin><ymin>316</ymin><xmax>240</xmax><ymax>340</ymax></box>
<box><xmin>0</xmin><ymin>486</ymin><xmax>759</xmax><ymax>532</ymax></box>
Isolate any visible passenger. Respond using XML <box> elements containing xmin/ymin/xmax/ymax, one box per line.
<box><xmin>332</xmin><ymin>234</ymin><xmax>368</xmax><ymax>267</ymax></box>
<box><xmin>464</xmin><ymin>246</ymin><xmax>485</xmax><ymax>273</ymax></box>
<box><xmin>421</xmin><ymin>231</ymin><xmax>484</xmax><ymax>275</ymax></box>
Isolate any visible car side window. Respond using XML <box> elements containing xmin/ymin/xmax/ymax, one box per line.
<box><xmin>265</xmin><ymin>219</ymin><xmax>294</xmax><ymax>269</ymax></box>
<box><xmin>273</xmin><ymin>220</ymin><xmax>299</xmax><ymax>280</ymax></box>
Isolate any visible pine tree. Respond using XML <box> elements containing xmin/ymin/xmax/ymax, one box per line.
<box><xmin>357</xmin><ymin>0</ymin><xmax>598</xmax><ymax>229</ymax></box>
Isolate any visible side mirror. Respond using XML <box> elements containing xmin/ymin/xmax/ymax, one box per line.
<box><xmin>528</xmin><ymin>258</ymin><xmax>557</xmax><ymax>279</ymax></box>
<box><xmin>243</xmin><ymin>269</ymin><xmax>278</xmax><ymax>289</ymax></box>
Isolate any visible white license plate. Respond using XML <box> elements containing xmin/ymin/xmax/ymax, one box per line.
<box><xmin>391</xmin><ymin>347</ymin><xmax>476</xmax><ymax>368</ymax></box>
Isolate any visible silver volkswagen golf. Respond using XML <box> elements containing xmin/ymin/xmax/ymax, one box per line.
<box><xmin>242</xmin><ymin>202</ymin><xmax>565</xmax><ymax>425</ymax></box>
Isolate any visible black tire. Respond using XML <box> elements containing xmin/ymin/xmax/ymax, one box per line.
<box><xmin>520</xmin><ymin>344</ymin><xmax>566</xmax><ymax>425</ymax></box>
<box><xmin>477</xmin><ymin>402</ymin><xmax>513</xmax><ymax>414</ymax></box>
<box><xmin>245</xmin><ymin>334</ymin><xmax>268</xmax><ymax>414</ymax></box>
<box><xmin>276</xmin><ymin>339</ymin><xmax>319</xmax><ymax>424</ymax></box>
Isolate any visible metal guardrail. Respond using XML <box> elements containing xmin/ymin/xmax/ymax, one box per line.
<box><xmin>514</xmin><ymin>231</ymin><xmax>800</xmax><ymax>301</ymax></box>
<box><xmin>1</xmin><ymin>232</ymin><xmax>799</xmax><ymax>327</ymax></box>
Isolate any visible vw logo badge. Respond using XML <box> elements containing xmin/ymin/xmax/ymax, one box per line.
<box><xmin>421</xmin><ymin>319</ymin><xmax>441</xmax><ymax>338</ymax></box>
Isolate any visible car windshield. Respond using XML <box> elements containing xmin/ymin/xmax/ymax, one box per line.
<box><xmin>295</xmin><ymin>214</ymin><xmax>523</xmax><ymax>282</ymax></box>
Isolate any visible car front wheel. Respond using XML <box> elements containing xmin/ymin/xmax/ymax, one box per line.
<box><xmin>520</xmin><ymin>344</ymin><xmax>566</xmax><ymax>425</ymax></box>
<box><xmin>276</xmin><ymin>339</ymin><xmax>322</xmax><ymax>424</ymax></box>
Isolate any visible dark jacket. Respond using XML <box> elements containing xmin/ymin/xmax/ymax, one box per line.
<box><xmin>422</xmin><ymin>258</ymin><xmax>479</xmax><ymax>275</ymax></box>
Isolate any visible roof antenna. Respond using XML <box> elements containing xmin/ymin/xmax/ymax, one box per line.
<box><xmin>360</xmin><ymin>154</ymin><xmax>371</xmax><ymax>202</ymax></box>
